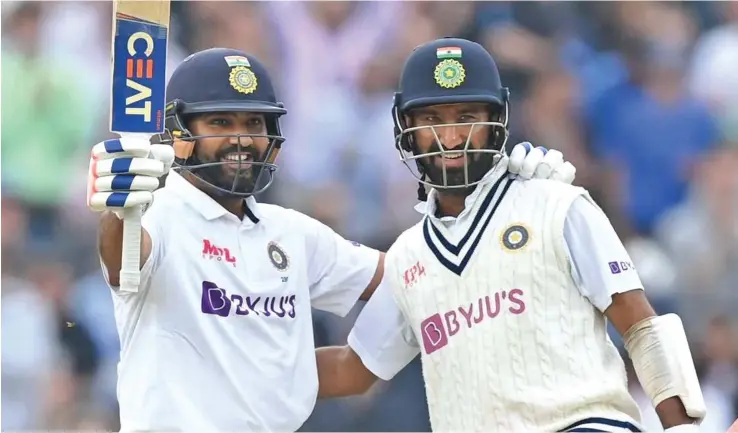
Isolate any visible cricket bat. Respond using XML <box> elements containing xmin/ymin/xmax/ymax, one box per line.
<box><xmin>110</xmin><ymin>0</ymin><xmax>170</xmax><ymax>293</ymax></box>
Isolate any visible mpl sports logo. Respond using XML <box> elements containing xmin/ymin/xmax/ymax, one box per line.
<box><xmin>403</xmin><ymin>261</ymin><xmax>426</xmax><ymax>288</ymax></box>
<box><xmin>420</xmin><ymin>289</ymin><xmax>526</xmax><ymax>355</ymax></box>
<box><xmin>202</xmin><ymin>239</ymin><xmax>236</xmax><ymax>266</ymax></box>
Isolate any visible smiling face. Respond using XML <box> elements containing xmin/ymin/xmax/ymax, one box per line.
<box><xmin>406</xmin><ymin>102</ymin><xmax>497</xmax><ymax>189</ymax></box>
<box><xmin>187</xmin><ymin>111</ymin><xmax>273</xmax><ymax>195</ymax></box>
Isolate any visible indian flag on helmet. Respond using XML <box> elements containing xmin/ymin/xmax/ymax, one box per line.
<box><xmin>437</xmin><ymin>47</ymin><xmax>462</xmax><ymax>59</ymax></box>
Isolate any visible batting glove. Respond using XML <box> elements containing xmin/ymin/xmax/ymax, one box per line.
<box><xmin>507</xmin><ymin>142</ymin><xmax>576</xmax><ymax>184</ymax></box>
<box><xmin>87</xmin><ymin>136</ymin><xmax>174</xmax><ymax>218</ymax></box>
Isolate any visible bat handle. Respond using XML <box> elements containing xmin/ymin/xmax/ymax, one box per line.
<box><xmin>120</xmin><ymin>201</ymin><xmax>143</xmax><ymax>293</ymax></box>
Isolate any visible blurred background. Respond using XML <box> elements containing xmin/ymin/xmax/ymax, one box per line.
<box><xmin>2</xmin><ymin>0</ymin><xmax>737</xmax><ymax>431</ymax></box>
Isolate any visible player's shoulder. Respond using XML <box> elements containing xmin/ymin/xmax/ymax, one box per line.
<box><xmin>257</xmin><ymin>203</ymin><xmax>309</xmax><ymax>223</ymax></box>
<box><xmin>385</xmin><ymin>219</ymin><xmax>425</xmax><ymax>263</ymax></box>
<box><xmin>254</xmin><ymin>203</ymin><xmax>327</xmax><ymax>235</ymax></box>
<box><xmin>395</xmin><ymin>217</ymin><xmax>426</xmax><ymax>245</ymax></box>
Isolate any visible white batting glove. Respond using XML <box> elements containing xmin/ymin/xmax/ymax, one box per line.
<box><xmin>507</xmin><ymin>142</ymin><xmax>576</xmax><ymax>184</ymax></box>
<box><xmin>87</xmin><ymin>136</ymin><xmax>174</xmax><ymax>218</ymax></box>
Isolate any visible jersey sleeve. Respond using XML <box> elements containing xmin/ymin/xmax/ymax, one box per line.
<box><xmin>347</xmin><ymin>256</ymin><xmax>420</xmax><ymax>381</ymax></box>
<box><xmin>563</xmin><ymin>195</ymin><xmax>644</xmax><ymax>312</ymax></box>
<box><xmin>100</xmin><ymin>205</ymin><xmax>165</xmax><ymax>296</ymax></box>
<box><xmin>300</xmin><ymin>213</ymin><xmax>382</xmax><ymax>317</ymax></box>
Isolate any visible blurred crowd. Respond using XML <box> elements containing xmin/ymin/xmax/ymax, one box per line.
<box><xmin>2</xmin><ymin>1</ymin><xmax>738</xmax><ymax>431</ymax></box>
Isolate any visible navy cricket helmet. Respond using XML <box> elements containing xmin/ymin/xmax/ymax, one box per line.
<box><xmin>392</xmin><ymin>38</ymin><xmax>510</xmax><ymax>199</ymax></box>
<box><xmin>158</xmin><ymin>48</ymin><xmax>287</xmax><ymax>197</ymax></box>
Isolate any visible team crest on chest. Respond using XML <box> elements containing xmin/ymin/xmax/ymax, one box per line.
<box><xmin>500</xmin><ymin>223</ymin><xmax>530</xmax><ymax>251</ymax></box>
<box><xmin>267</xmin><ymin>242</ymin><xmax>289</xmax><ymax>271</ymax></box>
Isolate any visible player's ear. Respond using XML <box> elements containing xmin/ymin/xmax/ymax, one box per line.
<box><xmin>404</xmin><ymin>113</ymin><xmax>414</xmax><ymax>127</ymax></box>
<box><xmin>152</xmin><ymin>129</ymin><xmax>194</xmax><ymax>160</ymax></box>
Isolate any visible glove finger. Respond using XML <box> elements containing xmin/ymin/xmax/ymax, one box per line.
<box><xmin>508</xmin><ymin>142</ymin><xmax>532</xmax><ymax>174</ymax></box>
<box><xmin>551</xmin><ymin>161</ymin><xmax>576</xmax><ymax>184</ymax></box>
<box><xmin>89</xmin><ymin>191</ymin><xmax>153</xmax><ymax>212</ymax></box>
<box><xmin>534</xmin><ymin>149</ymin><xmax>564</xmax><ymax>179</ymax></box>
<box><xmin>519</xmin><ymin>147</ymin><xmax>546</xmax><ymax>179</ymax></box>
<box><xmin>92</xmin><ymin>137</ymin><xmax>151</xmax><ymax>160</ymax></box>
<box><xmin>94</xmin><ymin>175</ymin><xmax>160</xmax><ymax>192</ymax></box>
<box><xmin>149</xmin><ymin>144</ymin><xmax>175</xmax><ymax>171</ymax></box>
<box><xmin>94</xmin><ymin>157</ymin><xmax>165</xmax><ymax>177</ymax></box>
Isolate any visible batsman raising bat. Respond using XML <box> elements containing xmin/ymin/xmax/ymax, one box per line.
<box><xmin>86</xmin><ymin>44</ymin><xmax>578</xmax><ymax>431</ymax></box>
<box><xmin>316</xmin><ymin>38</ymin><xmax>707</xmax><ymax>433</ymax></box>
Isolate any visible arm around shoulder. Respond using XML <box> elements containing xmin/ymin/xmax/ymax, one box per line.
<box><xmin>316</xmin><ymin>260</ymin><xmax>420</xmax><ymax>398</ymax></box>
<box><xmin>316</xmin><ymin>345</ymin><xmax>379</xmax><ymax>398</ymax></box>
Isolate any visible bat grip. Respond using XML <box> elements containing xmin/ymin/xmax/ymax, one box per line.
<box><xmin>120</xmin><ymin>205</ymin><xmax>143</xmax><ymax>293</ymax></box>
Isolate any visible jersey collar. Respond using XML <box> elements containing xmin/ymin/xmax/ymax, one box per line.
<box><xmin>165</xmin><ymin>170</ymin><xmax>261</xmax><ymax>226</ymax></box>
<box><xmin>414</xmin><ymin>157</ymin><xmax>509</xmax><ymax>223</ymax></box>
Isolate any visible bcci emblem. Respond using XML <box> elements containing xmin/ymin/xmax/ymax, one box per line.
<box><xmin>500</xmin><ymin>224</ymin><xmax>530</xmax><ymax>251</ymax></box>
<box><xmin>229</xmin><ymin>66</ymin><xmax>258</xmax><ymax>95</ymax></box>
<box><xmin>267</xmin><ymin>242</ymin><xmax>289</xmax><ymax>271</ymax></box>
<box><xmin>434</xmin><ymin>59</ymin><xmax>466</xmax><ymax>89</ymax></box>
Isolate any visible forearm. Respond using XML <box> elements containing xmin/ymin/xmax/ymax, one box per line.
<box><xmin>622</xmin><ymin>314</ymin><xmax>706</xmax><ymax>429</ymax></box>
<box><xmin>655</xmin><ymin>397</ymin><xmax>697</xmax><ymax>429</ymax></box>
<box><xmin>315</xmin><ymin>345</ymin><xmax>377</xmax><ymax>398</ymax></box>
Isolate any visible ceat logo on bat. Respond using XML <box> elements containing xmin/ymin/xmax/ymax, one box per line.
<box><xmin>110</xmin><ymin>13</ymin><xmax>168</xmax><ymax>134</ymax></box>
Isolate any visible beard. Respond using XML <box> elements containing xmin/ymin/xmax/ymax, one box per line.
<box><xmin>192</xmin><ymin>145</ymin><xmax>267</xmax><ymax>196</ymax></box>
<box><xmin>418</xmin><ymin>142</ymin><xmax>497</xmax><ymax>193</ymax></box>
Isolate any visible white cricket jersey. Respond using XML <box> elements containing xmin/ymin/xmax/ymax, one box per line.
<box><xmin>348</xmin><ymin>163</ymin><xmax>646</xmax><ymax>432</ymax></box>
<box><xmin>101</xmin><ymin>171</ymin><xmax>380</xmax><ymax>432</ymax></box>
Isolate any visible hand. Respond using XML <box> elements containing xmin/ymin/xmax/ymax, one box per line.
<box><xmin>87</xmin><ymin>137</ymin><xmax>174</xmax><ymax>218</ymax></box>
<box><xmin>507</xmin><ymin>142</ymin><xmax>576</xmax><ymax>184</ymax></box>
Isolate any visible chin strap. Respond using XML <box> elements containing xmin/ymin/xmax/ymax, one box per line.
<box><xmin>417</xmin><ymin>180</ymin><xmax>428</xmax><ymax>202</ymax></box>
<box><xmin>415</xmin><ymin>159</ymin><xmax>429</xmax><ymax>202</ymax></box>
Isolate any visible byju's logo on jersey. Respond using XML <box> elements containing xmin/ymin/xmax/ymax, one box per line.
<box><xmin>201</xmin><ymin>281</ymin><xmax>296</xmax><ymax>318</ymax></box>
<box><xmin>608</xmin><ymin>261</ymin><xmax>635</xmax><ymax>274</ymax></box>
<box><xmin>202</xmin><ymin>239</ymin><xmax>237</xmax><ymax>266</ymax></box>
<box><xmin>420</xmin><ymin>289</ymin><xmax>526</xmax><ymax>355</ymax></box>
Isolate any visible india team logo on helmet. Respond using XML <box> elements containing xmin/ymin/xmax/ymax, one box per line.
<box><xmin>229</xmin><ymin>66</ymin><xmax>258</xmax><ymax>95</ymax></box>
<box><xmin>434</xmin><ymin>59</ymin><xmax>466</xmax><ymax>89</ymax></box>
